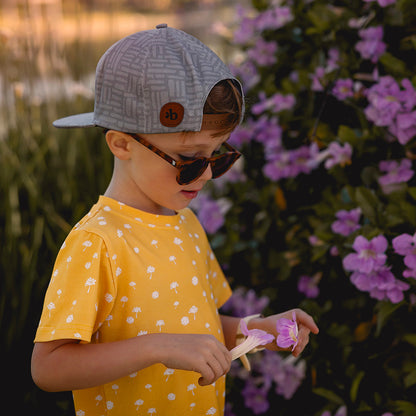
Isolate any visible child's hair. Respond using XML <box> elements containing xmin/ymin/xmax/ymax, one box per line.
<box><xmin>203</xmin><ymin>79</ymin><xmax>244</xmax><ymax>137</ymax></box>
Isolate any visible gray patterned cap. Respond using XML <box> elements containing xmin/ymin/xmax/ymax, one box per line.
<box><xmin>53</xmin><ymin>24</ymin><xmax>244</xmax><ymax>133</ymax></box>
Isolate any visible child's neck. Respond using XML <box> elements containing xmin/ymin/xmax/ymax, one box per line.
<box><xmin>103</xmin><ymin>178</ymin><xmax>176</xmax><ymax>217</ymax></box>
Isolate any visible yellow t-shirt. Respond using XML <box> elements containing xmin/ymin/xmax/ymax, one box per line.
<box><xmin>35</xmin><ymin>196</ymin><xmax>232</xmax><ymax>416</ymax></box>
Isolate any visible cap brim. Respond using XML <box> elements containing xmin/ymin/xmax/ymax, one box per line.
<box><xmin>52</xmin><ymin>112</ymin><xmax>96</xmax><ymax>128</ymax></box>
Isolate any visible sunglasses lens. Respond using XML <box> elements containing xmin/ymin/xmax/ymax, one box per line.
<box><xmin>178</xmin><ymin>159</ymin><xmax>208</xmax><ymax>185</ymax></box>
<box><xmin>177</xmin><ymin>151</ymin><xmax>241</xmax><ymax>185</ymax></box>
<box><xmin>211</xmin><ymin>154</ymin><xmax>239</xmax><ymax>178</ymax></box>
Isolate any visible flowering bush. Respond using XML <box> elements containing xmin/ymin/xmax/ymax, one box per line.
<box><xmin>198</xmin><ymin>0</ymin><xmax>416</xmax><ymax>414</ymax></box>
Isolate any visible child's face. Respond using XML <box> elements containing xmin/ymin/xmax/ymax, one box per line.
<box><xmin>125</xmin><ymin>130</ymin><xmax>230</xmax><ymax>215</ymax></box>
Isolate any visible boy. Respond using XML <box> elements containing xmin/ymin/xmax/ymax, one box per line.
<box><xmin>31</xmin><ymin>24</ymin><xmax>319</xmax><ymax>415</ymax></box>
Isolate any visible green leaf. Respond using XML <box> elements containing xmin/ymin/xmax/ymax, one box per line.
<box><xmin>375</xmin><ymin>301</ymin><xmax>402</xmax><ymax>337</ymax></box>
<box><xmin>392</xmin><ymin>400</ymin><xmax>416</xmax><ymax>416</ymax></box>
<box><xmin>404</xmin><ymin>369</ymin><xmax>416</xmax><ymax>389</ymax></box>
<box><xmin>402</xmin><ymin>333</ymin><xmax>416</xmax><ymax>347</ymax></box>
<box><xmin>338</xmin><ymin>125</ymin><xmax>358</xmax><ymax>146</ymax></box>
<box><xmin>312</xmin><ymin>388</ymin><xmax>345</xmax><ymax>406</ymax></box>
<box><xmin>379</xmin><ymin>52</ymin><xmax>409</xmax><ymax>77</ymax></box>
<box><xmin>350</xmin><ymin>371</ymin><xmax>365</xmax><ymax>403</ymax></box>
<box><xmin>355</xmin><ymin>187</ymin><xmax>380</xmax><ymax>223</ymax></box>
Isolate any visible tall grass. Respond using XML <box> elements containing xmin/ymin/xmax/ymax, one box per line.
<box><xmin>1</xmin><ymin>1</ymin><xmax>123</xmax><ymax>411</ymax></box>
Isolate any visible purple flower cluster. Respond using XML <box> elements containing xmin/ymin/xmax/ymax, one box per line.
<box><xmin>379</xmin><ymin>159</ymin><xmax>414</xmax><ymax>186</ymax></box>
<box><xmin>331</xmin><ymin>208</ymin><xmax>362</xmax><ymax>236</ymax></box>
<box><xmin>393</xmin><ymin>232</ymin><xmax>416</xmax><ymax>279</ymax></box>
<box><xmin>252</xmin><ymin>92</ymin><xmax>296</xmax><ymax>116</ymax></box>
<box><xmin>234</xmin><ymin>351</ymin><xmax>306</xmax><ymax>414</ymax></box>
<box><xmin>298</xmin><ymin>275</ymin><xmax>320</xmax><ymax>298</ymax></box>
<box><xmin>364</xmin><ymin>76</ymin><xmax>416</xmax><ymax>144</ymax></box>
<box><xmin>192</xmin><ymin>194</ymin><xmax>231</xmax><ymax>234</ymax></box>
<box><xmin>221</xmin><ymin>287</ymin><xmax>270</xmax><ymax>317</ymax></box>
<box><xmin>343</xmin><ymin>235</ymin><xmax>409</xmax><ymax>303</ymax></box>
<box><xmin>263</xmin><ymin>145</ymin><xmax>316</xmax><ymax>181</ymax></box>
<box><xmin>233</xmin><ymin>5</ymin><xmax>293</xmax><ymax>45</ymax></box>
<box><xmin>332</xmin><ymin>78</ymin><xmax>354</xmax><ymax>101</ymax></box>
<box><xmin>247</xmin><ymin>38</ymin><xmax>278</xmax><ymax>66</ymax></box>
<box><xmin>355</xmin><ymin>26</ymin><xmax>386</xmax><ymax>63</ymax></box>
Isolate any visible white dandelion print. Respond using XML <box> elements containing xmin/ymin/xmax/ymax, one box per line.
<box><xmin>151</xmin><ymin>239</ymin><xmax>158</xmax><ymax>248</ymax></box>
<box><xmin>169</xmin><ymin>255</ymin><xmax>176</xmax><ymax>264</ymax></box>
<box><xmin>135</xmin><ymin>399</ymin><xmax>144</xmax><ymax>410</ymax></box>
<box><xmin>187</xmin><ymin>384</ymin><xmax>196</xmax><ymax>395</ymax></box>
<box><xmin>206</xmin><ymin>407</ymin><xmax>217</xmax><ymax>415</ymax></box>
<box><xmin>170</xmin><ymin>281</ymin><xmax>179</xmax><ymax>294</ymax></box>
<box><xmin>167</xmin><ymin>393</ymin><xmax>176</xmax><ymax>401</ymax></box>
<box><xmin>152</xmin><ymin>291</ymin><xmax>159</xmax><ymax>299</ymax></box>
<box><xmin>173</xmin><ymin>237</ymin><xmax>184</xmax><ymax>251</ymax></box>
<box><xmin>164</xmin><ymin>368</ymin><xmax>174</xmax><ymax>381</ymax></box>
<box><xmin>145</xmin><ymin>384</ymin><xmax>152</xmax><ymax>391</ymax></box>
<box><xmin>117</xmin><ymin>229</ymin><xmax>123</xmax><ymax>238</ymax></box>
<box><xmin>132</xmin><ymin>306</ymin><xmax>141</xmax><ymax>318</ymax></box>
<box><xmin>82</xmin><ymin>241</ymin><xmax>92</xmax><ymax>251</ymax></box>
<box><xmin>156</xmin><ymin>320</ymin><xmax>165</xmax><ymax>331</ymax></box>
<box><xmin>47</xmin><ymin>302</ymin><xmax>55</xmax><ymax>317</ymax></box>
<box><xmin>147</xmin><ymin>266</ymin><xmax>155</xmax><ymax>279</ymax></box>
<box><xmin>181</xmin><ymin>316</ymin><xmax>190</xmax><ymax>326</ymax></box>
<box><xmin>85</xmin><ymin>277</ymin><xmax>96</xmax><ymax>293</ymax></box>
<box><xmin>120</xmin><ymin>296</ymin><xmax>128</xmax><ymax>306</ymax></box>
<box><xmin>126</xmin><ymin>316</ymin><xmax>134</xmax><ymax>324</ymax></box>
<box><xmin>189</xmin><ymin>306</ymin><xmax>198</xmax><ymax>319</ymax></box>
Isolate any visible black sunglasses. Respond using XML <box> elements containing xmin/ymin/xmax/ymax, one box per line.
<box><xmin>129</xmin><ymin>133</ymin><xmax>242</xmax><ymax>185</ymax></box>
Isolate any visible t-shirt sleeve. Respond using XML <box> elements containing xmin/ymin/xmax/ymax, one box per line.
<box><xmin>34</xmin><ymin>229</ymin><xmax>115</xmax><ymax>343</ymax></box>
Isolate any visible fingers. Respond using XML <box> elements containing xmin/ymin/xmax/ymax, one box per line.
<box><xmin>294</xmin><ymin>308</ymin><xmax>319</xmax><ymax>334</ymax></box>
<box><xmin>292</xmin><ymin>324</ymin><xmax>310</xmax><ymax>357</ymax></box>
<box><xmin>198</xmin><ymin>343</ymin><xmax>231</xmax><ymax>386</ymax></box>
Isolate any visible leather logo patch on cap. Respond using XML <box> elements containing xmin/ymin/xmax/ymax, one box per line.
<box><xmin>160</xmin><ymin>102</ymin><xmax>184</xmax><ymax>127</ymax></box>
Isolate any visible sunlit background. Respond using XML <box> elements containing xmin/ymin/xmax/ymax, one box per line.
<box><xmin>0</xmin><ymin>0</ymin><xmax>245</xmax><ymax>140</ymax></box>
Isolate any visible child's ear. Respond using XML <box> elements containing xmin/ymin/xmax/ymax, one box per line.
<box><xmin>105</xmin><ymin>131</ymin><xmax>132</xmax><ymax>160</ymax></box>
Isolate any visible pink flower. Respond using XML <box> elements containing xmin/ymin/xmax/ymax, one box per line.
<box><xmin>276</xmin><ymin>311</ymin><xmax>299</xmax><ymax>351</ymax></box>
<box><xmin>332</xmin><ymin>78</ymin><xmax>354</xmax><ymax>100</ymax></box>
<box><xmin>342</xmin><ymin>235</ymin><xmax>388</xmax><ymax>274</ymax></box>
<box><xmin>230</xmin><ymin>320</ymin><xmax>275</xmax><ymax>361</ymax></box>
<box><xmin>355</xmin><ymin>26</ymin><xmax>386</xmax><ymax>63</ymax></box>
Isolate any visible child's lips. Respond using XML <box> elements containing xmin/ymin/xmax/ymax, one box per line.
<box><xmin>180</xmin><ymin>189</ymin><xmax>201</xmax><ymax>199</ymax></box>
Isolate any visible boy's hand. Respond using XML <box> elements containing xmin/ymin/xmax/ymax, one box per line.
<box><xmin>157</xmin><ymin>333</ymin><xmax>232</xmax><ymax>386</ymax></box>
<box><xmin>248</xmin><ymin>308</ymin><xmax>319</xmax><ymax>357</ymax></box>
